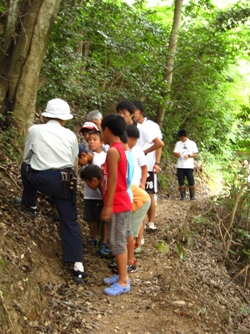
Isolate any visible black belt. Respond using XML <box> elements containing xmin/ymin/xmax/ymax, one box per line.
<box><xmin>51</xmin><ymin>168</ymin><xmax>73</xmax><ymax>172</ymax></box>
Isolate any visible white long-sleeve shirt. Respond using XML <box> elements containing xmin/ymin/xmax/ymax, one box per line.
<box><xmin>23</xmin><ymin>120</ymin><xmax>78</xmax><ymax>170</ymax></box>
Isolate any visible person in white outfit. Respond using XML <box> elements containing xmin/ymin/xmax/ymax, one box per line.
<box><xmin>173</xmin><ymin>129</ymin><xmax>198</xmax><ymax>200</ymax></box>
<box><xmin>133</xmin><ymin>101</ymin><xmax>164</xmax><ymax>231</ymax></box>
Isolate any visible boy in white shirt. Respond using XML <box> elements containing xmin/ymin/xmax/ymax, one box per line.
<box><xmin>133</xmin><ymin>101</ymin><xmax>164</xmax><ymax>231</ymax></box>
<box><xmin>173</xmin><ymin>129</ymin><xmax>198</xmax><ymax>200</ymax></box>
<box><xmin>81</xmin><ymin>130</ymin><xmax>107</xmax><ymax>244</ymax></box>
<box><xmin>126</xmin><ymin>124</ymin><xmax>148</xmax><ymax>189</ymax></box>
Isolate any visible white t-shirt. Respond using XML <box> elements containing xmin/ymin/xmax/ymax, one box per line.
<box><xmin>137</xmin><ymin>118</ymin><xmax>162</xmax><ymax>171</ymax></box>
<box><xmin>131</xmin><ymin>145</ymin><xmax>147</xmax><ymax>186</ymax></box>
<box><xmin>84</xmin><ymin>151</ymin><xmax>106</xmax><ymax>200</ymax></box>
<box><xmin>173</xmin><ymin>138</ymin><xmax>198</xmax><ymax>169</ymax></box>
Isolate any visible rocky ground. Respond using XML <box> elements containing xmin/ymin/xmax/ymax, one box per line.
<box><xmin>0</xmin><ymin>161</ymin><xmax>250</xmax><ymax>334</ymax></box>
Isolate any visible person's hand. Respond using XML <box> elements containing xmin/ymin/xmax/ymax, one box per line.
<box><xmin>100</xmin><ymin>163</ymin><xmax>105</xmax><ymax>175</ymax></box>
<box><xmin>153</xmin><ymin>163</ymin><xmax>161</xmax><ymax>174</ymax></box>
<box><xmin>101</xmin><ymin>205</ymin><xmax>112</xmax><ymax>222</ymax></box>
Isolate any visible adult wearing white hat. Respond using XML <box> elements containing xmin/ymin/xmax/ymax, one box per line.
<box><xmin>16</xmin><ymin>98</ymin><xmax>86</xmax><ymax>283</ymax></box>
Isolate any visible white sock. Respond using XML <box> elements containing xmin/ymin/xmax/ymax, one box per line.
<box><xmin>74</xmin><ymin>262</ymin><xmax>84</xmax><ymax>272</ymax></box>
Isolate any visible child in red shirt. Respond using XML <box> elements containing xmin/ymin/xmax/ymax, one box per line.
<box><xmin>100</xmin><ymin>113</ymin><xmax>132</xmax><ymax>296</ymax></box>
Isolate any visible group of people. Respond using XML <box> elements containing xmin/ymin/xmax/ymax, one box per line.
<box><xmin>15</xmin><ymin>97</ymin><xmax>198</xmax><ymax>296</ymax></box>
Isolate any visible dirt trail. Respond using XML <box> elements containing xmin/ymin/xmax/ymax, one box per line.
<box><xmin>27</xmin><ymin>198</ymin><xmax>249</xmax><ymax>334</ymax></box>
<box><xmin>0</xmin><ymin>163</ymin><xmax>249</xmax><ymax>334</ymax></box>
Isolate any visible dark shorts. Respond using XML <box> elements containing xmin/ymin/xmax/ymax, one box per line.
<box><xmin>145</xmin><ymin>171</ymin><xmax>158</xmax><ymax>194</ymax></box>
<box><xmin>177</xmin><ymin>168</ymin><xmax>195</xmax><ymax>186</ymax></box>
<box><xmin>83</xmin><ymin>199</ymin><xmax>103</xmax><ymax>223</ymax></box>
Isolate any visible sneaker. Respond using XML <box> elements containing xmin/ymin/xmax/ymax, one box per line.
<box><xmin>108</xmin><ymin>260</ymin><xmax>117</xmax><ymax>269</ymax></box>
<box><xmin>127</xmin><ymin>263</ymin><xmax>137</xmax><ymax>273</ymax></box>
<box><xmin>98</xmin><ymin>241</ymin><xmax>110</xmax><ymax>249</ymax></box>
<box><xmin>147</xmin><ymin>222</ymin><xmax>157</xmax><ymax>230</ymax></box>
<box><xmin>104</xmin><ymin>282</ymin><xmax>130</xmax><ymax>296</ymax></box>
<box><xmin>89</xmin><ymin>239</ymin><xmax>97</xmax><ymax>246</ymax></box>
<box><xmin>111</xmin><ymin>259</ymin><xmax>137</xmax><ymax>274</ymax></box>
<box><xmin>73</xmin><ymin>270</ymin><xmax>87</xmax><ymax>283</ymax></box>
<box><xmin>97</xmin><ymin>247</ymin><xmax>114</xmax><ymax>259</ymax></box>
<box><xmin>14</xmin><ymin>196</ymin><xmax>37</xmax><ymax>218</ymax></box>
<box><xmin>134</xmin><ymin>245</ymin><xmax>143</xmax><ymax>254</ymax></box>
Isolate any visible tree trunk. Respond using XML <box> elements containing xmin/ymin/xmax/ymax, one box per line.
<box><xmin>0</xmin><ymin>0</ymin><xmax>62</xmax><ymax>138</ymax></box>
<box><xmin>155</xmin><ymin>0</ymin><xmax>183</xmax><ymax>127</ymax></box>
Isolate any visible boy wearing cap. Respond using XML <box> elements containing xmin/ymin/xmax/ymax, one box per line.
<box><xmin>79</xmin><ymin>121</ymin><xmax>98</xmax><ymax>152</ymax></box>
<box><xmin>15</xmin><ymin>98</ymin><xmax>86</xmax><ymax>283</ymax></box>
<box><xmin>80</xmin><ymin>130</ymin><xmax>107</xmax><ymax>245</ymax></box>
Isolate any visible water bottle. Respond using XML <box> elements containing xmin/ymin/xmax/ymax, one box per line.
<box><xmin>179</xmin><ymin>154</ymin><xmax>184</xmax><ymax>167</ymax></box>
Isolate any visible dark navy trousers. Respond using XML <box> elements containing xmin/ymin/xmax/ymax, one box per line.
<box><xmin>21</xmin><ymin>162</ymin><xmax>83</xmax><ymax>263</ymax></box>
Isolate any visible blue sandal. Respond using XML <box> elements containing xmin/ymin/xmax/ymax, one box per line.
<box><xmin>103</xmin><ymin>274</ymin><xmax>119</xmax><ymax>285</ymax></box>
<box><xmin>104</xmin><ymin>282</ymin><xmax>130</xmax><ymax>296</ymax></box>
<box><xmin>103</xmin><ymin>274</ymin><xmax>131</xmax><ymax>286</ymax></box>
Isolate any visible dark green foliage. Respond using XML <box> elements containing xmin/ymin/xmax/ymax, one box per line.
<box><xmin>215</xmin><ymin>3</ymin><xmax>250</xmax><ymax>32</ymax></box>
<box><xmin>37</xmin><ymin>0</ymin><xmax>250</xmax><ymax>164</ymax></box>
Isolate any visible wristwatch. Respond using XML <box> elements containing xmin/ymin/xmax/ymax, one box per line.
<box><xmin>188</xmin><ymin>154</ymin><xmax>191</xmax><ymax>158</ymax></box>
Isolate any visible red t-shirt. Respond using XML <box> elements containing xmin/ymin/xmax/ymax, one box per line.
<box><xmin>103</xmin><ymin>141</ymin><xmax>132</xmax><ymax>213</ymax></box>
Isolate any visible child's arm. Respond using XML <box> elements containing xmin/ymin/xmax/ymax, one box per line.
<box><xmin>101</xmin><ymin>147</ymin><xmax>119</xmax><ymax>222</ymax></box>
<box><xmin>154</xmin><ymin>147</ymin><xmax>162</xmax><ymax>173</ymax></box>
<box><xmin>140</xmin><ymin>164</ymin><xmax>148</xmax><ymax>189</ymax></box>
<box><xmin>143</xmin><ymin>137</ymin><xmax>164</xmax><ymax>155</ymax></box>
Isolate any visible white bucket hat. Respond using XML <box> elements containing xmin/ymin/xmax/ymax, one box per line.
<box><xmin>42</xmin><ymin>98</ymin><xmax>73</xmax><ymax>120</ymax></box>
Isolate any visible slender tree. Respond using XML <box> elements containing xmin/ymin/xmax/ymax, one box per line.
<box><xmin>155</xmin><ymin>0</ymin><xmax>183</xmax><ymax>127</ymax></box>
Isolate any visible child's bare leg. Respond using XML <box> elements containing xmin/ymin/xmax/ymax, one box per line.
<box><xmin>136</xmin><ymin>216</ymin><xmax>146</xmax><ymax>245</ymax></box>
<box><xmin>148</xmin><ymin>193</ymin><xmax>155</xmax><ymax>222</ymax></box>
<box><xmin>88</xmin><ymin>222</ymin><xmax>97</xmax><ymax>240</ymax></box>
<box><xmin>127</xmin><ymin>235</ymin><xmax>135</xmax><ymax>265</ymax></box>
<box><xmin>116</xmin><ymin>251</ymin><xmax>129</xmax><ymax>286</ymax></box>
<box><xmin>101</xmin><ymin>222</ymin><xmax>108</xmax><ymax>243</ymax></box>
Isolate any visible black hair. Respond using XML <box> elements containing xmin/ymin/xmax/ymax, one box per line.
<box><xmin>101</xmin><ymin>113</ymin><xmax>126</xmax><ymax>137</ymax></box>
<box><xmin>116</xmin><ymin>100</ymin><xmax>135</xmax><ymax>115</ymax></box>
<box><xmin>126</xmin><ymin>124</ymin><xmax>140</xmax><ymax>139</ymax></box>
<box><xmin>88</xmin><ymin>129</ymin><xmax>102</xmax><ymax>140</ymax></box>
<box><xmin>120</xmin><ymin>131</ymin><xmax>128</xmax><ymax>144</ymax></box>
<box><xmin>80</xmin><ymin>165</ymin><xmax>103</xmax><ymax>181</ymax></box>
<box><xmin>133</xmin><ymin>101</ymin><xmax>145</xmax><ymax>114</ymax></box>
<box><xmin>178</xmin><ymin>129</ymin><xmax>187</xmax><ymax>137</ymax></box>
<box><xmin>80</xmin><ymin>128</ymin><xmax>92</xmax><ymax>135</ymax></box>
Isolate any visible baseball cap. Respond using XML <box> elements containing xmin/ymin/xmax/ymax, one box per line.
<box><xmin>78</xmin><ymin>144</ymin><xmax>88</xmax><ymax>157</ymax></box>
<box><xmin>79</xmin><ymin>121</ymin><xmax>98</xmax><ymax>133</ymax></box>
